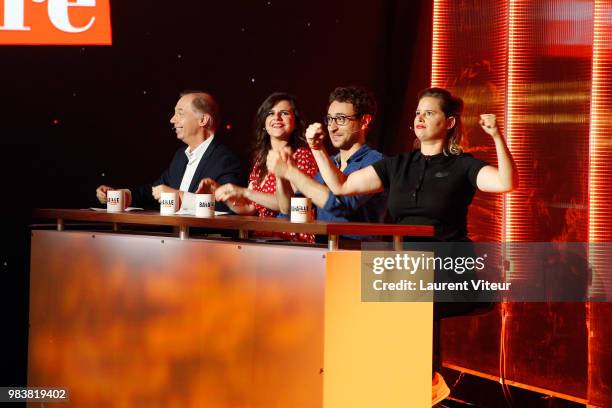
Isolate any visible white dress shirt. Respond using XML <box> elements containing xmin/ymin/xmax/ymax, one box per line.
<box><xmin>179</xmin><ymin>136</ymin><xmax>214</xmax><ymax>210</ymax></box>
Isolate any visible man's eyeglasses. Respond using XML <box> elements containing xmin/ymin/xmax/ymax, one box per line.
<box><xmin>324</xmin><ymin>114</ymin><xmax>360</xmax><ymax>126</ymax></box>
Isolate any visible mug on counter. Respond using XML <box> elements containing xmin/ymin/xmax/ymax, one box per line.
<box><xmin>160</xmin><ymin>192</ymin><xmax>179</xmax><ymax>215</ymax></box>
<box><xmin>290</xmin><ymin>197</ymin><xmax>312</xmax><ymax>223</ymax></box>
<box><xmin>107</xmin><ymin>190</ymin><xmax>126</xmax><ymax>213</ymax></box>
<box><xmin>195</xmin><ymin>194</ymin><xmax>215</xmax><ymax>218</ymax></box>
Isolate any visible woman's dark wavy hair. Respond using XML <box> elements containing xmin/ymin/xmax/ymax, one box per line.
<box><xmin>414</xmin><ymin>87</ymin><xmax>464</xmax><ymax>155</ymax></box>
<box><xmin>252</xmin><ymin>92</ymin><xmax>306</xmax><ymax>185</ymax></box>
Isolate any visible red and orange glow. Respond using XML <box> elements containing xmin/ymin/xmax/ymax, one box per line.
<box><xmin>588</xmin><ymin>1</ymin><xmax>612</xmax><ymax>262</ymax></box>
<box><xmin>434</xmin><ymin>1</ymin><xmax>611</xmax><ymax>405</ymax></box>
<box><xmin>587</xmin><ymin>2</ymin><xmax>612</xmax><ymax>406</ymax></box>
<box><xmin>431</xmin><ymin>0</ymin><xmax>509</xmax><ymax>243</ymax></box>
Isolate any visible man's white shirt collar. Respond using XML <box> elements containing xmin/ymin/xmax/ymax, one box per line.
<box><xmin>184</xmin><ymin>135</ymin><xmax>214</xmax><ymax>164</ymax></box>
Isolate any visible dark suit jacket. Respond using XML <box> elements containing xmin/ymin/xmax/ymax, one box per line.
<box><xmin>130</xmin><ymin>137</ymin><xmax>244</xmax><ymax>211</ymax></box>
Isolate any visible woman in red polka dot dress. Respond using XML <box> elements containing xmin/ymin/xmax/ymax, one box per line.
<box><xmin>214</xmin><ymin>92</ymin><xmax>318</xmax><ymax>242</ymax></box>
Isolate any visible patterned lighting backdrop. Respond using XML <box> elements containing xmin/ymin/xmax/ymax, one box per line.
<box><xmin>433</xmin><ymin>0</ymin><xmax>612</xmax><ymax>405</ymax></box>
<box><xmin>431</xmin><ymin>0</ymin><xmax>508</xmax><ymax>244</ymax></box>
<box><xmin>430</xmin><ymin>0</ymin><xmax>509</xmax><ymax>379</ymax></box>
<box><xmin>506</xmin><ymin>0</ymin><xmax>592</xmax><ymax>245</ymax></box>
<box><xmin>587</xmin><ymin>2</ymin><xmax>612</xmax><ymax>405</ymax></box>
<box><xmin>589</xmin><ymin>1</ymin><xmax>612</xmax><ymax>248</ymax></box>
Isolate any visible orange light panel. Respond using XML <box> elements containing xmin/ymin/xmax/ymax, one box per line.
<box><xmin>431</xmin><ymin>0</ymin><xmax>509</xmax><ymax>243</ymax></box>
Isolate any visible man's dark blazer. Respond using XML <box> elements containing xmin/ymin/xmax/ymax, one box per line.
<box><xmin>130</xmin><ymin>137</ymin><xmax>244</xmax><ymax>212</ymax></box>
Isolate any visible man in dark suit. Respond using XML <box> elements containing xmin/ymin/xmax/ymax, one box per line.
<box><xmin>95</xmin><ymin>91</ymin><xmax>243</xmax><ymax>212</ymax></box>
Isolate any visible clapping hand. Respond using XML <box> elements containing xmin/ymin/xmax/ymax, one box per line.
<box><xmin>266</xmin><ymin>147</ymin><xmax>295</xmax><ymax>179</ymax></box>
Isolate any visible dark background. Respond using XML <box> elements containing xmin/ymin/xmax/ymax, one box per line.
<box><xmin>0</xmin><ymin>0</ymin><xmax>431</xmax><ymax>386</ymax></box>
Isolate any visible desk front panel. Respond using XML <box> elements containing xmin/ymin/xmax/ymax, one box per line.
<box><xmin>29</xmin><ymin>230</ymin><xmax>326</xmax><ymax>407</ymax></box>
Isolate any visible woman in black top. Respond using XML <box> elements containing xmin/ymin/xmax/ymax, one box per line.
<box><xmin>270</xmin><ymin>87</ymin><xmax>518</xmax><ymax>405</ymax></box>
<box><xmin>299</xmin><ymin>87</ymin><xmax>518</xmax><ymax>240</ymax></box>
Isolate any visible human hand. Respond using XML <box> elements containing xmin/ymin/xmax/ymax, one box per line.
<box><xmin>279</xmin><ymin>146</ymin><xmax>294</xmax><ymax>163</ymax></box>
<box><xmin>305</xmin><ymin>122</ymin><xmax>326</xmax><ymax>150</ymax></box>
<box><xmin>152</xmin><ymin>184</ymin><xmax>179</xmax><ymax>202</ymax></box>
<box><xmin>196</xmin><ymin>178</ymin><xmax>220</xmax><ymax>194</ymax></box>
<box><xmin>215</xmin><ymin>183</ymin><xmax>247</xmax><ymax>203</ymax></box>
<box><xmin>96</xmin><ymin>185</ymin><xmax>113</xmax><ymax>205</ymax></box>
<box><xmin>266</xmin><ymin>149</ymin><xmax>294</xmax><ymax>178</ymax></box>
<box><xmin>479</xmin><ymin>114</ymin><xmax>501</xmax><ymax>138</ymax></box>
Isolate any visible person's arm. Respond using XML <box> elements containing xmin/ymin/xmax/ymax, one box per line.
<box><xmin>476</xmin><ymin>114</ymin><xmax>519</xmax><ymax>193</ymax></box>
<box><xmin>220</xmin><ymin>196</ymin><xmax>256</xmax><ymax>215</ymax></box>
<box><xmin>302</xmin><ymin>122</ymin><xmax>384</xmax><ymax>196</ymax></box>
<box><xmin>275</xmin><ymin>177</ymin><xmax>293</xmax><ymax>214</ymax></box>
<box><xmin>309</xmin><ymin>148</ymin><xmax>349</xmax><ymax>195</ymax></box>
<box><xmin>215</xmin><ymin>183</ymin><xmax>280</xmax><ymax>213</ymax></box>
<box><xmin>266</xmin><ymin>148</ymin><xmax>327</xmax><ymax>211</ymax></box>
<box><xmin>319</xmin><ymin>151</ymin><xmax>388</xmax><ymax>217</ymax></box>
<box><xmin>328</xmin><ymin>166</ymin><xmax>384</xmax><ymax>196</ymax></box>
<box><xmin>214</xmin><ymin>183</ymin><xmax>255</xmax><ymax>214</ymax></box>
<box><xmin>197</xmin><ymin>178</ymin><xmax>254</xmax><ymax>214</ymax></box>
<box><xmin>278</xmin><ymin>168</ymin><xmax>385</xmax><ymax>219</ymax></box>
<box><xmin>285</xmin><ymin>166</ymin><xmax>334</xmax><ymax>208</ymax></box>
<box><xmin>270</xmin><ymin>147</ymin><xmax>382</xmax><ymax>197</ymax></box>
<box><xmin>244</xmin><ymin>188</ymin><xmax>280</xmax><ymax>211</ymax></box>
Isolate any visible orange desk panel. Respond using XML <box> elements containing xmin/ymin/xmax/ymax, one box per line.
<box><xmin>29</xmin><ymin>230</ymin><xmax>326</xmax><ymax>408</ymax></box>
<box><xmin>323</xmin><ymin>251</ymin><xmax>433</xmax><ymax>407</ymax></box>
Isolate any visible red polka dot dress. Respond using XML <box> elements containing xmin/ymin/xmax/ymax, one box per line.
<box><xmin>248</xmin><ymin>147</ymin><xmax>318</xmax><ymax>242</ymax></box>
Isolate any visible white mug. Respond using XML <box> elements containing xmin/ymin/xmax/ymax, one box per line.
<box><xmin>160</xmin><ymin>192</ymin><xmax>178</xmax><ymax>215</ymax></box>
<box><xmin>195</xmin><ymin>194</ymin><xmax>215</xmax><ymax>218</ymax></box>
<box><xmin>107</xmin><ymin>190</ymin><xmax>126</xmax><ymax>213</ymax></box>
<box><xmin>290</xmin><ymin>197</ymin><xmax>312</xmax><ymax>223</ymax></box>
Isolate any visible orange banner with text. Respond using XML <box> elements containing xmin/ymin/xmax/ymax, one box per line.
<box><xmin>0</xmin><ymin>0</ymin><xmax>111</xmax><ymax>45</ymax></box>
